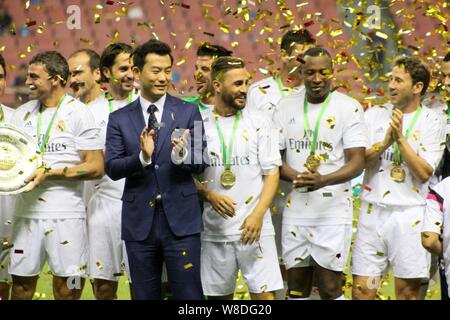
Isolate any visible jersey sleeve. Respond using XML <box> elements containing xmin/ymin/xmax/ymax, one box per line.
<box><xmin>342</xmin><ymin>101</ymin><xmax>368</xmax><ymax>149</ymax></box>
<box><xmin>257</xmin><ymin>116</ymin><xmax>282</xmax><ymax>174</ymax></box>
<box><xmin>71</xmin><ymin>102</ymin><xmax>103</xmax><ymax>151</ymax></box>
<box><xmin>422</xmin><ymin>184</ymin><xmax>444</xmax><ymax>234</ymax></box>
<box><xmin>272</xmin><ymin>101</ymin><xmax>286</xmax><ymax>151</ymax></box>
<box><xmin>419</xmin><ymin>110</ymin><xmax>446</xmax><ymax>171</ymax></box>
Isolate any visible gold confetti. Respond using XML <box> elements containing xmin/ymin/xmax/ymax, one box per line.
<box><xmin>176</xmin><ymin>57</ymin><xmax>186</xmax><ymax>66</ymax></box>
<box><xmin>286</xmin><ymin>195</ymin><xmax>291</xmax><ymax>208</ymax></box>
<box><xmin>60</xmin><ymin>240</ymin><xmax>69</xmax><ymax>245</ymax></box>
<box><xmin>290</xmin><ymin>231</ymin><xmax>296</xmax><ymax>237</ymax></box>
<box><xmin>260</xmin><ymin>284</ymin><xmax>268</xmax><ymax>292</ymax></box>
<box><xmin>367</xmin><ymin>203</ymin><xmax>373</xmax><ymax>214</ymax></box>
<box><xmin>289</xmin><ymin>290</ymin><xmax>303</xmax><ymax>296</ymax></box>
<box><xmin>44</xmin><ymin>229</ymin><xmax>53</xmax><ymax>236</ymax></box>
<box><xmin>96</xmin><ymin>260</ymin><xmax>104</xmax><ymax>270</ymax></box>
<box><xmin>376</xmin><ymin>251</ymin><xmax>385</xmax><ymax>257</ymax></box>
<box><xmin>412</xmin><ymin>220</ymin><xmax>421</xmax><ymax>227</ymax></box>
<box><xmin>375</xmin><ymin>31</ymin><xmax>388</xmax><ymax>40</ymax></box>
<box><xmin>38</xmin><ymin>197</ymin><xmax>46</xmax><ymax>202</ymax></box>
<box><xmin>184</xmin><ymin>37</ymin><xmax>193</xmax><ymax>50</ymax></box>
<box><xmin>325</xmin><ymin>116</ymin><xmax>336</xmax><ymax>129</ymax></box>
<box><xmin>382</xmin><ymin>190</ymin><xmax>390</xmax><ymax>198</ymax></box>
<box><xmin>182</xmin><ymin>251</ymin><xmax>187</xmax><ymax>256</ymax></box>
<box><xmin>184</xmin><ymin>263</ymin><xmax>193</xmax><ymax>269</ymax></box>
<box><xmin>94</xmin><ymin>13</ymin><xmax>101</xmax><ymax>24</ymax></box>
<box><xmin>245</xmin><ymin>196</ymin><xmax>254</xmax><ymax>204</ymax></box>
<box><xmin>330</xmin><ymin>29</ymin><xmax>343</xmax><ymax>38</ymax></box>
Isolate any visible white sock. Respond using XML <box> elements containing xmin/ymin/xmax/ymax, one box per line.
<box><xmin>334</xmin><ymin>294</ymin><xmax>345</xmax><ymax>300</ymax></box>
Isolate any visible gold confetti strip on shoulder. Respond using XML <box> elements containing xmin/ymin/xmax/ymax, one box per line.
<box><xmin>184</xmin><ymin>263</ymin><xmax>193</xmax><ymax>269</ymax></box>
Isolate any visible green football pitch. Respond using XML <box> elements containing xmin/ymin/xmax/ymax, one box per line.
<box><xmin>24</xmin><ymin>198</ymin><xmax>443</xmax><ymax>300</ymax></box>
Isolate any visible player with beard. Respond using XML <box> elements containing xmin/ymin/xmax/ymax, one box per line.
<box><xmin>274</xmin><ymin>47</ymin><xmax>367</xmax><ymax>300</ymax></box>
<box><xmin>421</xmin><ymin>52</ymin><xmax>450</xmax><ymax>300</ymax></box>
<box><xmin>0</xmin><ymin>54</ymin><xmax>16</xmax><ymax>300</ymax></box>
<box><xmin>196</xmin><ymin>57</ymin><xmax>283</xmax><ymax>300</ymax></box>
<box><xmin>352</xmin><ymin>56</ymin><xmax>445</xmax><ymax>300</ymax></box>
<box><xmin>183</xmin><ymin>43</ymin><xmax>232</xmax><ymax>115</ymax></box>
<box><xmin>9</xmin><ymin>51</ymin><xmax>104</xmax><ymax>300</ymax></box>
<box><xmin>68</xmin><ymin>48</ymin><xmax>132</xmax><ymax>299</ymax></box>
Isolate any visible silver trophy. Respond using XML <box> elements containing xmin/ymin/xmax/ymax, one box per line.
<box><xmin>0</xmin><ymin>124</ymin><xmax>42</xmax><ymax>195</ymax></box>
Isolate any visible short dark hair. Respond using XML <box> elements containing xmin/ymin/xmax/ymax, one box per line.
<box><xmin>99</xmin><ymin>43</ymin><xmax>133</xmax><ymax>82</ymax></box>
<box><xmin>211</xmin><ymin>56</ymin><xmax>245</xmax><ymax>81</ymax></box>
<box><xmin>29</xmin><ymin>51</ymin><xmax>69</xmax><ymax>86</ymax></box>
<box><xmin>394</xmin><ymin>56</ymin><xmax>430</xmax><ymax>96</ymax></box>
<box><xmin>197</xmin><ymin>43</ymin><xmax>232</xmax><ymax>58</ymax></box>
<box><xmin>444</xmin><ymin>52</ymin><xmax>450</xmax><ymax>62</ymax></box>
<box><xmin>70</xmin><ymin>49</ymin><xmax>100</xmax><ymax>72</ymax></box>
<box><xmin>281</xmin><ymin>29</ymin><xmax>315</xmax><ymax>54</ymax></box>
<box><xmin>133</xmin><ymin>39</ymin><xmax>173</xmax><ymax>70</ymax></box>
<box><xmin>303</xmin><ymin>47</ymin><xmax>332</xmax><ymax>59</ymax></box>
<box><xmin>0</xmin><ymin>54</ymin><xmax>6</xmax><ymax>77</ymax></box>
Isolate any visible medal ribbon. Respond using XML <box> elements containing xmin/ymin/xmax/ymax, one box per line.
<box><xmin>393</xmin><ymin>105</ymin><xmax>422</xmax><ymax>165</ymax></box>
<box><xmin>213</xmin><ymin>110</ymin><xmax>241</xmax><ymax>172</ymax></box>
<box><xmin>303</xmin><ymin>93</ymin><xmax>333</xmax><ymax>155</ymax></box>
<box><xmin>105</xmin><ymin>92</ymin><xmax>133</xmax><ymax>113</ymax></box>
<box><xmin>276</xmin><ymin>76</ymin><xmax>286</xmax><ymax>97</ymax></box>
<box><xmin>37</xmin><ymin>94</ymin><xmax>67</xmax><ymax>153</ymax></box>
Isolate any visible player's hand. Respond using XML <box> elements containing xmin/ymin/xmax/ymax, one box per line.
<box><xmin>296</xmin><ymin>171</ymin><xmax>327</xmax><ymax>191</ymax></box>
<box><xmin>382</xmin><ymin>125</ymin><xmax>394</xmax><ymax>149</ymax></box>
<box><xmin>240</xmin><ymin>213</ymin><xmax>263</xmax><ymax>245</ymax></box>
<box><xmin>206</xmin><ymin>191</ymin><xmax>237</xmax><ymax>219</ymax></box>
<box><xmin>171</xmin><ymin>129</ymin><xmax>189</xmax><ymax>159</ymax></box>
<box><xmin>292</xmin><ymin>171</ymin><xmax>310</xmax><ymax>188</ymax></box>
<box><xmin>24</xmin><ymin>166</ymin><xmax>48</xmax><ymax>192</ymax></box>
<box><xmin>390</xmin><ymin>108</ymin><xmax>404</xmax><ymax>142</ymax></box>
<box><xmin>140</xmin><ymin>128</ymin><xmax>155</xmax><ymax>161</ymax></box>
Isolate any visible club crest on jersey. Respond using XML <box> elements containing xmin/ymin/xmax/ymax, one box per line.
<box><xmin>57</xmin><ymin>120</ymin><xmax>65</xmax><ymax>132</ymax></box>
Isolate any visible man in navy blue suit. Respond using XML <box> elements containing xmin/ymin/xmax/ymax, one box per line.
<box><xmin>105</xmin><ymin>39</ymin><xmax>208</xmax><ymax>300</ymax></box>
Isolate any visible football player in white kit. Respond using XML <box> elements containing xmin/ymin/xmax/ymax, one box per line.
<box><xmin>68</xmin><ymin>45</ymin><xmax>137</xmax><ymax>299</ymax></box>
<box><xmin>9</xmin><ymin>51</ymin><xmax>104</xmax><ymax>300</ymax></box>
<box><xmin>421</xmin><ymin>52</ymin><xmax>450</xmax><ymax>300</ymax></box>
<box><xmin>421</xmin><ymin>177</ymin><xmax>450</xmax><ymax>299</ymax></box>
<box><xmin>196</xmin><ymin>57</ymin><xmax>283</xmax><ymax>300</ymax></box>
<box><xmin>274</xmin><ymin>47</ymin><xmax>367</xmax><ymax>300</ymax></box>
<box><xmin>246</xmin><ymin>28</ymin><xmax>316</xmax><ymax>299</ymax></box>
<box><xmin>352</xmin><ymin>56</ymin><xmax>446</xmax><ymax>300</ymax></box>
<box><xmin>0</xmin><ymin>54</ymin><xmax>16</xmax><ymax>300</ymax></box>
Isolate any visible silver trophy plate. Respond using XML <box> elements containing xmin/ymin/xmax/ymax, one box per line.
<box><xmin>0</xmin><ymin>124</ymin><xmax>42</xmax><ymax>195</ymax></box>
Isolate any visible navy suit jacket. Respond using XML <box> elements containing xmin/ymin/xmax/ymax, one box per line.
<box><xmin>105</xmin><ymin>94</ymin><xmax>208</xmax><ymax>241</ymax></box>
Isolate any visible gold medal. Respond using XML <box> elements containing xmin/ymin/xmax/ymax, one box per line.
<box><xmin>390</xmin><ymin>165</ymin><xmax>405</xmax><ymax>183</ymax></box>
<box><xmin>305</xmin><ymin>154</ymin><xmax>320</xmax><ymax>172</ymax></box>
<box><xmin>221</xmin><ymin>170</ymin><xmax>236</xmax><ymax>189</ymax></box>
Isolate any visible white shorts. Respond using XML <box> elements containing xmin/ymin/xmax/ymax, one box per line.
<box><xmin>9</xmin><ymin>218</ymin><xmax>88</xmax><ymax>277</ymax></box>
<box><xmin>351</xmin><ymin>202</ymin><xmax>430</xmax><ymax>279</ymax></box>
<box><xmin>282</xmin><ymin>223</ymin><xmax>352</xmax><ymax>272</ymax></box>
<box><xmin>87</xmin><ymin>195</ymin><xmax>130</xmax><ymax>281</ymax></box>
<box><xmin>201</xmin><ymin>236</ymin><xmax>283</xmax><ymax>296</ymax></box>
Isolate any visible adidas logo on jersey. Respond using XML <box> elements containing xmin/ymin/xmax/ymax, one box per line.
<box><xmin>24</xmin><ymin>121</ymin><xmax>32</xmax><ymax>127</ymax></box>
<box><xmin>100</xmin><ymin>120</ymin><xmax>107</xmax><ymax>127</ymax></box>
<box><xmin>288</xmin><ymin>118</ymin><xmax>296</xmax><ymax>124</ymax></box>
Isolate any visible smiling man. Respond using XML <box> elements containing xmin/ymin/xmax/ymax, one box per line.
<box><xmin>352</xmin><ymin>56</ymin><xmax>446</xmax><ymax>300</ymax></box>
<box><xmin>105</xmin><ymin>39</ymin><xmax>208</xmax><ymax>300</ymax></box>
<box><xmin>9</xmin><ymin>51</ymin><xmax>104</xmax><ymax>300</ymax></box>
<box><xmin>274</xmin><ymin>47</ymin><xmax>367</xmax><ymax>300</ymax></box>
<box><xmin>183</xmin><ymin>43</ymin><xmax>232</xmax><ymax>115</ymax></box>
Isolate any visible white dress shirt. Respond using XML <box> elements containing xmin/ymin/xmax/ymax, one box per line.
<box><xmin>138</xmin><ymin>94</ymin><xmax>187</xmax><ymax>167</ymax></box>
